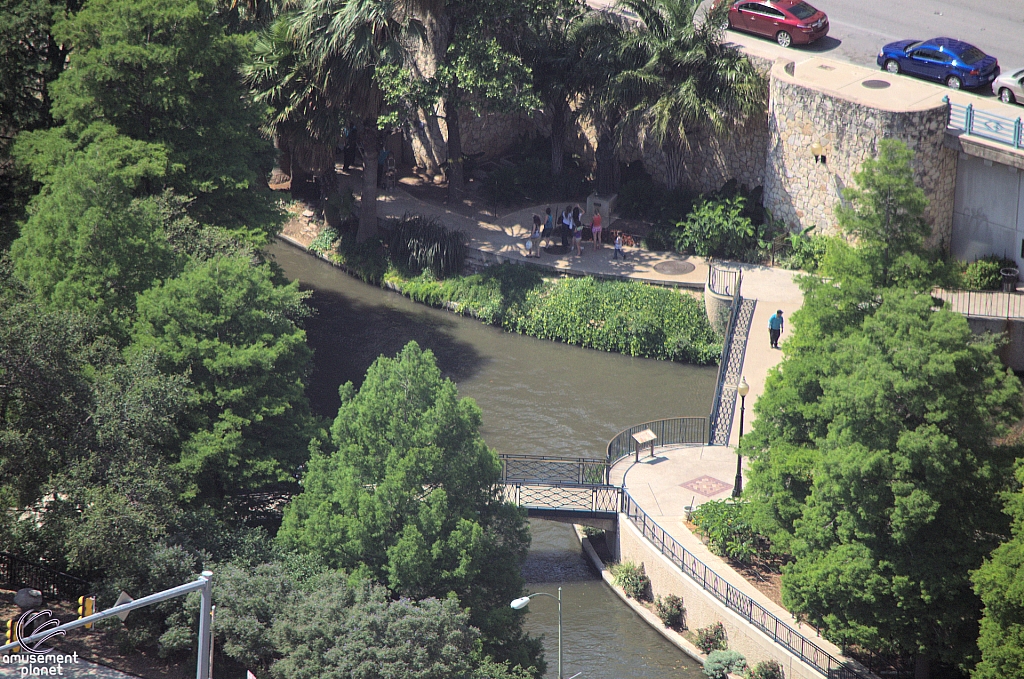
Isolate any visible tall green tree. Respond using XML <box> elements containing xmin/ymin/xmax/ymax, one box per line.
<box><xmin>835</xmin><ymin>139</ymin><xmax>931</xmax><ymax>288</ymax></box>
<box><xmin>973</xmin><ymin>460</ymin><xmax>1024</xmax><ymax>679</ymax></box>
<box><xmin>755</xmin><ymin>290</ymin><xmax>1022</xmax><ymax>679</ymax></box>
<box><xmin>611</xmin><ymin>0</ymin><xmax>765</xmax><ymax>189</ymax></box>
<box><xmin>129</xmin><ymin>255</ymin><xmax>316</xmax><ymax>501</ymax></box>
<box><xmin>45</xmin><ymin>0</ymin><xmax>279</xmax><ymax>236</ymax></box>
<box><xmin>278</xmin><ymin>341</ymin><xmax>539</xmax><ymax>668</ymax></box>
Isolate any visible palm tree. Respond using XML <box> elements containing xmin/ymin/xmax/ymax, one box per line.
<box><xmin>610</xmin><ymin>0</ymin><xmax>766</xmax><ymax>189</ymax></box>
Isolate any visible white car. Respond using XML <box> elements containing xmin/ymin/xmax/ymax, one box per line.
<box><xmin>993</xmin><ymin>67</ymin><xmax>1024</xmax><ymax>105</ymax></box>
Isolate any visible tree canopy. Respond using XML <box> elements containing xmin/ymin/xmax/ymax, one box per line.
<box><xmin>278</xmin><ymin>341</ymin><xmax>538</xmax><ymax>668</ymax></box>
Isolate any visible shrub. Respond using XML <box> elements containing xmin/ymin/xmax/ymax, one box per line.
<box><xmin>690</xmin><ymin>500</ymin><xmax>765</xmax><ymax>564</ymax></box>
<box><xmin>580</xmin><ymin>526</ymin><xmax>605</xmax><ymax>538</ymax></box>
<box><xmin>675</xmin><ymin>196</ymin><xmax>755</xmax><ymax>259</ymax></box>
<box><xmin>308</xmin><ymin>227</ymin><xmax>340</xmax><ymax>256</ymax></box>
<box><xmin>747</xmin><ymin>660</ymin><xmax>785</xmax><ymax>679</ymax></box>
<box><xmin>654</xmin><ymin>594</ymin><xmax>685</xmax><ymax>628</ymax></box>
<box><xmin>958</xmin><ymin>255</ymin><xmax>1015</xmax><ymax>291</ymax></box>
<box><xmin>385</xmin><ymin>214</ymin><xmax>467</xmax><ymax>279</ymax></box>
<box><xmin>778</xmin><ymin>226</ymin><xmax>834</xmax><ymax>272</ymax></box>
<box><xmin>695</xmin><ymin>621</ymin><xmax>728</xmax><ymax>654</ymax></box>
<box><xmin>703</xmin><ymin>649</ymin><xmax>746</xmax><ymax>679</ymax></box>
<box><xmin>611</xmin><ymin>561</ymin><xmax>650</xmax><ymax>601</ymax></box>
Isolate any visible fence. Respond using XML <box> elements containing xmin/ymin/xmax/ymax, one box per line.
<box><xmin>708</xmin><ymin>265</ymin><xmax>741</xmax><ymax>297</ymax></box>
<box><xmin>620</xmin><ymin>493</ymin><xmax>872</xmax><ymax>679</ymax></box>
<box><xmin>605</xmin><ymin>417</ymin><xmax>709</xmax><ymax>468</ymax></box>
<box><xmin>933</xmin><ymin>287</ymin><xmax>1024</xmax><ymax>320</ymax></box>
<box><xmin>708</xmin><ymin>267</ymin><xmax>744</xmax><ymax>440</ymax></box>
<box><xmin>0</xmin><ymin>552</ymin><xmax>89</xmax><ymax>602</ymax></box>
<box><xmin>500</xmin><ymin>483</ymin><xmax>622</xmax><ymax>514</ymax></box>
<box><xmin>946</xmin><ymin>98</ymin><xmax>1023</xmax><ymax>150</ymax></box>
<box><xmin>499</xmin><ymin>454</ymin><xmax>609</xmax><ymax>485</ymax></box>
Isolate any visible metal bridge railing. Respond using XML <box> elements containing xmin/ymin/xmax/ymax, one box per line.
<box><xmin>933</xmin><ymin>287</ymin><xmax>1024</xmax><ymax>320</ymax></box>
<box><xmin>500</xmin><ymin>482</ymin><xmax>621</xmax><ymax>514</ymax></box>
<box><xmin>946</xmin><ymin>98</ymin><xmax>1023</xmax><ymax>150</ymax></box>
<box><xmin>621</xmin><ymin>491</ymin><xmax>873</xmax><ymax>679</ymax></box>
<box><xmin>605</xmin><ymin>417</ymin><xmax>708</xmax><ymax>469</ymax></box>
<box><xmin>500</xmin><ymin>454</ymin><xmax>609</xmax><ymax>485</ymax></box>
<box><xmin>708</xmin><ymin>266</ymin><xmax>743</xmax><ymax>440</ymax></box>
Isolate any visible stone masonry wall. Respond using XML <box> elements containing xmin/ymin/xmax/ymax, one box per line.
<box><xmin>764</xmin><ymin>64</ymin><xmax>957</xmax><ymax>242</ymax></box>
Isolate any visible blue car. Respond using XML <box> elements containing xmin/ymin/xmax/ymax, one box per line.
<box><xmin>877</xmin><ymin>37</ymin><xmax>1000</xmax><ymax>90</ymax></box>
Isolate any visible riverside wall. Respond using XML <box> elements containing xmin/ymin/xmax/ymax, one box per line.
<box><xmin>615</xmin><ymin>516</ymin><xmax>860</xmax><ymax>679</ymax></box>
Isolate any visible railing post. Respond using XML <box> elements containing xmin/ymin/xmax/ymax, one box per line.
<box><xmin>1016</xmin><ymin>117</ymin><xmax>1022</xmax><ymax>150</ymax></box>
<box><xmin>966</xmin><ymin>103</ymin><xmax>974</xmax><ymax>135</ymax></box>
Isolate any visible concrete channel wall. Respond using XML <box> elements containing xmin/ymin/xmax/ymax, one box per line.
<box><xmin>614</xmin><ymin>516</ymin><xmax>865</xmax><ymax>679</ymax></box>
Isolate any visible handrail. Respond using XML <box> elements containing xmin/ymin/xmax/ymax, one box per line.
<box><xmin>620</xmin><ymin>491</ymin><xmax>873</xmax><ymax>679</ymax></box>
<box><xmin>933</xmin><ymin>286</ymin><xmax>1024</xmax><ymax>320</ymax></box>
<box><xmin>708</xmin><ymin>266</ymin><xmax>743</xmax><ymax>441</ymax></box>
<box><xmin>499</xmin><ymin>454</ymin><xmax>609</xmax><ymax>485</ymax></box>
<box><xmin>605</xmin><ymin>417</ymin><xmax>709</xmax><ymax>474</ymax></box>
<box><xmin>945</xmin><ymin>97</ymin><xmax>1023</xmax><ymax>150</ymax></box>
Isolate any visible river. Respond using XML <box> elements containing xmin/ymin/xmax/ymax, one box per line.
<box><xmin>269</xmin><ymin>240</ymin><xmax>715</xmax><ymax>678</ymax></box>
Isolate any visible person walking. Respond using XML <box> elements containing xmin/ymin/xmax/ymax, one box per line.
<box><xmin>571</xmin><ymin>205</ymin><xmax>584</xmax><ymax>256</ymax></box>
<box><xmin>768</xmin><ymin>309</ymin><xmax>784</xmax><ymax>349</ymax></box>
<box><xmin>527</xmin><ymin>214</ymin><xmax>543</xmax><ymax>258</ymax></box>
<box><xmin>591</xmin><ymin>210</ymin><xmax>603</xmax><ymax>251</ymax></box>
<box><xmin>613</xmin><ymin>232</ymin><xmax>624</xmax><ymax>260</ymax></box>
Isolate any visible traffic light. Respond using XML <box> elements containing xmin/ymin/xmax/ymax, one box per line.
<box><xmin>5</xmin><ymin>618</ymin><xmax>18</xmax><ymax>652</ymax></box>
<box><xmin>77</xmin><ymin>595</ymin><xmax>95</xmax><ymax>629</ymax></box>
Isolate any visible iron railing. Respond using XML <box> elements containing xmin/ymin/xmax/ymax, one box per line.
<box><xmin>0</xmin><ymin>551</ymin><xmax>89</xmax><ymax>602</ymax></box>
<box><xmin>500</xmin><ymin>482</ymin><xmax>622</xmax><ymax>514</ymax></box>
<box><xmin>605</xmin><ymin>417</ymin><xmax>709</xmax><ymax>469</ymax></box>
<box><xmin>933</xmin><ymin>287</ymin><xmax>1024</xmax><ymax>320</ymax></box>
<box><xmin>708</xmin><ymin>267</ymin><xmax>743</xmax><ymax>440</ymax></box>
<box><xmin>499</xmin><ymin>454</ymin><xmax>609</xmax><ymax>485</ymax></box>
<box><xmin>708</xmin><ymin>265</ymin><xmax>740</xmax><ymax>297</ymax></box>
<box><xmin>946</xmin><ymin>98</ymin><xmax>1023</xmax><ymax>150</ymax></box>
<box><xmin>620</xmin><ymin>492</ymin><xmax>873</xmax><ymax>679</ymax></box>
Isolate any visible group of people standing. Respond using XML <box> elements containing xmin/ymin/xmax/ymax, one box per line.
<box><xmin>525</xmin><ymin>205</ymin><xmax>622</xmax><ymax>259</ymax></box>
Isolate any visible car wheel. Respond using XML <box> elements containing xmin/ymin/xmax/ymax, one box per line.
<box><xmin>946</xmin><ymin>75</ymin><xmax>962</xmax><ymax>90</ymax></box>
<box><xmin>775</xmin><ymin>31</ymin><xmax>792</xmax><ymax>48</ymax></box>
<box><xmin>999</xmin><ymin>88</ymin><xmax>1016</xmax><ymax>104</ymax></box>
<box><xmin>884</xmin><ymin>59</ymin><xmax>900</xmax><ymax>75</ymax></box>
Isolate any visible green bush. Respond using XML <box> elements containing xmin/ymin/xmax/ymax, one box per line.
<box><xmin>746</xmin><ymin>660</ymin><xmax>785</xmax><ymax>679</ymax></box>
<box><xmin>690</xmin><ymin>500</ymin><xmax>764</xmax><ymax>564</ymax></box>
<box><xmin>958</xmin><ymin>256</ymin><xmax>1015</xmax><ymax>291</ymax></box>
<box><xmin>385</xmin><ymin>214</ymin><xmax>467</xmax><ymax>279</ymax></box>
<box><xmin>611</xmin><ymin>561</ymin><xmax>650</xmax><ymax>601</ymax></box>
<box><xmin>675</xmin><ymin>196</ymin><xmax>755</xmax><ymax>259</ymax></box>
<box><xmin>308</xmin><ymin>227</ymin><xmax>340</xmax><ymax>256</ymax></box>
<box><xmin>778</xmin><ymin>226</ymin><xmax>834</xmax><ymax>272</ymax></box>
<box><xmin>654</xmin><ymin>594</ymin><xmax>685</xmax><ymax>628</ymax></box>
<box><xmin>695</xmin><ymin>621</ymin><xmax>728</xmax><ymax>654</ymax></box>
<box><xmin>704</xmin><ymin>650</ymin><xmax>746</xmax><ymax>679</ymax></box>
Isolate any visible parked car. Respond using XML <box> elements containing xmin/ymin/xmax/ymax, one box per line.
<box><xmin>993</xmin><ymin>68</ymin><xmax>1024</xmax><ymax>104</ymax></box>
<box><xmin>876</xmin><ymin>38</ymin><xmax>1000</xmax><ymax>90</ymax></box>
<box><xmin>721</xmin><ymin>0</ymin><xmax>829</xmax><ymax>48</ymax></box>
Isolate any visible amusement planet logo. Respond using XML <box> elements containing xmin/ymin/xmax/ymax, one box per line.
<box><xmin>2</xmin><ymin>609</ymin><xmax>80</xmax><ymax>677</ymax></box>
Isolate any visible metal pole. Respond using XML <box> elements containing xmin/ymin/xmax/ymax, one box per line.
<box><xmin>557</xmin><ymin>587</ymin><xmax>562</xmax><ymax>679</ymax></box>
<box><xmin>732</xmin><ymin>394</ymin><xmax>745</xmax><ymax>497</ymax></box>
<box><xmin>196</xmin><ymin>571</ymin><xmax>213</xmax><ymax>679</ymax></box>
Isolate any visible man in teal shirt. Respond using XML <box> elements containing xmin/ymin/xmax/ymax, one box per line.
<box><xmin>768</xmin><ymin>310</ymin><xmax>784</xmax><ymax>349</ymax></box>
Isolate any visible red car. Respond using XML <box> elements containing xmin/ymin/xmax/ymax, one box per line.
<box><xmin>723</xmin><ymin>0</ymin><xmax>829</xmax><ymax>48</ymax></box>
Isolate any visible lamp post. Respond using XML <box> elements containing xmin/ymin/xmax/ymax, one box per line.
<box><xmin>511</xmin><ymin>588</ymin><xmax>562</xmax><ymax>679</ymax></box>
<box><xmin>733</xmin><ymin>376</ymin><xmax>749</xmax><ymax>498</ymax></box>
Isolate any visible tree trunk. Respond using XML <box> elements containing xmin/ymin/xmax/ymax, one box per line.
<box><xmin>595</xmin><ymin>127</ymin><xmax>619</xmax><ymax>196</ymax></box>
<box><xmin>664</xmin><ymin>141</ymin><xmax>685</xmax><ymax>190</ymax></box>
<box><xmin>550</xmin><ymin>99</ymin><xmax>568</xmax><ymax>177</ymax></box>
<box><xmin>276</xmin><ymin>135</ymin><xmax>293</xmax><ymax>180</ymax></box>
<box><xmin>319</xmin><ymin>165</ymin><xmax>342</xmax><ymax>228</ymax></box>
<box><xmin>357</xmin><ymin>124</ymin><xmax>380</xmax><ymax>242</ymax></box>
<box><xmin>913</xmin><ymin>654</ymin><xmax>930</xmax><ymax>679</ymax></box>
<box><xmin>445</xmin><ymin>101</ymin><xmax>464</xmax><ymax>201</ymax></box>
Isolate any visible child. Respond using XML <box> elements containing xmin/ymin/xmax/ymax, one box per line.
<box><xmin>613</xmin><ymin>232</ymin><xmax>624</xmax><ymax>260</ymax></box>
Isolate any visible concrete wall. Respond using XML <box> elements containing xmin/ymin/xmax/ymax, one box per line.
<box><xmin>967</xmin><ymin>317</ymin><xmax>1024</xmax><ymax>371</ymax></box>
<box><xmin>615</xmin><ymin>516</ymin><xmax>858</xmax><ymax>679</ymax></box>
<box><xmin>764</xmin><ymin>59</ymin><xmax>957</xmax><ymax>242</ymax></box>
<box><xmin>950</xmin><ymin>152</ymin><xmax>1024</xmax><ymax>267</ymax></box>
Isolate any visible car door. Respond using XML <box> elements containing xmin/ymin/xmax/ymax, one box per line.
<box><xmin>734</xmin><ymin>3</ymin><xmax>770</xmax><ymax>36</ymax></box>
<box><xmin>905</xmin><ymin>48</ymin><xmax>938</xmax><ymax>78</ymax></box>
<box><xmin>758</xmin><ymin>5</ymin><xmax>788</xmax><ymax>38</ymax></box>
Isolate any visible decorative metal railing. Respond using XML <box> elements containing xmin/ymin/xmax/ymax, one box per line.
<box><xmin>708</xmin><ymin>265</ymin><xmax>740</xmax><ymax>297</ymax></box>
<box><xmin>946</xmin><ymin>98</ymin><xmax>1023</xmax><ymax>150</ymax></box>
<box><xmin>621</xmin><ymin>492</ymin><xmax>873</xmax><ymax>679</ymax></box>
<box><xmin>500</xmin><ymin>482</ymin><xmax>622</xmax><ymax>514</ymax></box>
<box><xmin>0</xmin><ymin>551</ymin><xmax>89</xmax><ymax>602</ymax></box>
<box><xmin>708</xmin><ymin>267</ymin><xmax>743</xmax><ymax>440</ymax></box>
<box><xmin>499</xmin><ymin>454</ymin><xmax>609</xmax><ymax>485</ymax></box>
<box><xmin>605</xmin><ymin>417</ymin><xmax>708</xmax><ymax>468</ymax></box>
<box><xmin>933</xmin><ymin>287</ymin><xmax>1024</xmax><ymax>320</ymax></box>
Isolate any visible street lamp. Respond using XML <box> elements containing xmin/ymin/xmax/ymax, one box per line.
<box><xmin>733</xmin><ymin>376</ymin><xmax>749</xmax><ymax>498</ymax></box>
<box><xmin>511</xmin><ymin>588</ymin><xmax>562</xmax><ymax>679</ymax></box>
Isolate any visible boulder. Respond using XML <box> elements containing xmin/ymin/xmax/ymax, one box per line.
<box><xmin>14</xmin><ymin>588</ymin><xmax>43</xmax><ymax>610</ymax></box>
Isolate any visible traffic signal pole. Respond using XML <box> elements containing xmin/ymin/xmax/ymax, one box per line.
<box><xmin>0</xmin><ymin>571</ymin><xmax>214</xmax><ymax>679</ymax></box>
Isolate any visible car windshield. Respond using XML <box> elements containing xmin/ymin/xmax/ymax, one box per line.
<box><xmin>958</xmin><ymin>47</ymin><xmax>986</xmax><ymax>65</ymax></box>
<box><xmin>787</xmin><ymin>2</ymin><xmax>817</xmax><ymax>19</ymax></box>
<box><xmin>1013</xmin><ymin>68</ymin><xmax>1024</xmax><ymax>78</ymax></box>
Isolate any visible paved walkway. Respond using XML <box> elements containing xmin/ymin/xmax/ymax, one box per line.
<box><xmin>0</xmin><ymin>656</ymin><xmax>139</xmax><ymax>678</ymax></box>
